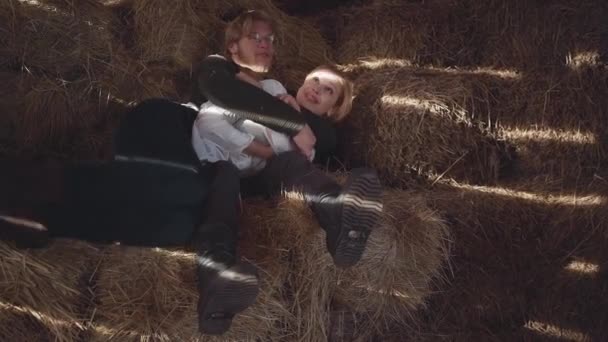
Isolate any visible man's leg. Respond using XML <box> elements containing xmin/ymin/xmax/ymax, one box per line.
<box><xmin>0</xmin><ymin>159</ymin><xmax>65</xmax><ymax>248</ymax></box>
<box><xmin>246</xmin><ymin>151</ymin><xmax>383</xmax><ymax>268</ymax></box>
<box><xmin>194</xmin><ymin>161</ymin><xmax>259</xmax><ymax>335</ymax></box>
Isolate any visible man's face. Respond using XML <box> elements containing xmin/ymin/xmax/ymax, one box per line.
<box><xmin>229</xmin><ymin>20</ymin><xmax>275</xmax><ymax>73</ymax></box>
<box><xmin>296</xmin><ymin>70</ymin><xmax>341</xmax><ymax>116</ymax></box>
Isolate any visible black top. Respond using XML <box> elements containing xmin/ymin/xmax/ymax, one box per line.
<box><xmin>301</xmin><ymin>108</ymin><xmax>337</xmax><ymax>165</ymax></box>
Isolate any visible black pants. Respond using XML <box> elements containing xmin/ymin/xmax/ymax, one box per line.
<box><xmin>1</xmin><ymin>99</ymin><xmax>212</xmax><ymax>247</ymax></box>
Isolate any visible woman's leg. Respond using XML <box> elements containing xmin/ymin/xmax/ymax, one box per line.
<box><xmin>245</xmin><ymin>151</ymin><xmax>383</xmax><ymax>268</ymax></box>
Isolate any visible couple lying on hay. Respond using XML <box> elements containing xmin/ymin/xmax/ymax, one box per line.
<box><xmin>0</xmin><ymin>9</ymin><xmax>383</xmax><ymax>336</ymax></box>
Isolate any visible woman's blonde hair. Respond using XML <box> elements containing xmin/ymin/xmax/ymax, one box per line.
<box><xmin>224</xmin><ymin>10</ymin><xmax>278</xmax><ymax>57</ymax></box>
<box><xmin>306</xmin><ymin>65</ymin><xmax>354</xmax><ymax>122</ymax></box>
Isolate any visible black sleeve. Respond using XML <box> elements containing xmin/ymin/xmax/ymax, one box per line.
<box><xmin>302</xmin><ymin>110</ymin><xmax>338</xmax><ymax>165</ymax></box>
<box><xmin>193</xmin><ymin>55</ymin><xmax>306</xmax><ymax>136</ymax></box>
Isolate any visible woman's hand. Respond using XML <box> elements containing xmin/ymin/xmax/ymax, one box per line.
<box><xmin>292</xmin><ymin>124</ymin><xmax>316</xmax><ymax>160</ymax></box>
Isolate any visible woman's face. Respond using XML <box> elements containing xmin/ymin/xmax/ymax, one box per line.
<box><xmin>296</xmin><ymin>70</ymin><xmax>341</xmax><ymax>116</ymax></box>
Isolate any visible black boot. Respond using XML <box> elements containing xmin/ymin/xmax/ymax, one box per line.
<box><xmin>312</xmin><ymin>168</ymin><xmax>383</xmax><ymax>268</ymax></box>
<box><xmin>195</xmin><ymin>223</ymin><xmax>259</xmax><ymax>335</ymax></box>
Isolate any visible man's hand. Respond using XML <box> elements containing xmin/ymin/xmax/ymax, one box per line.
<box><xmin>277</xmin><ymin>94</ymin><xmax>300</xmax><ymax>112</ymax></box>
<box><xmin>292</xmin><ymin>125</ymin><xmax>316</xmax><ymax>159</ymax></box>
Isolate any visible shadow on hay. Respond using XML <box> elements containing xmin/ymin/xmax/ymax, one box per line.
<box><xmin>336</xmin><ymin>62</ymin><xmax>607</xmax><ymax>186</ymax></box>
<box><xmin>325</xmin><ymin>0</ymin><xmax>608</xmax><ymax>73</ymax></box>
<box><xmin>373</xmin><ymin>180</ymin><xmax>608</xmax><ymax>341</ymax></box>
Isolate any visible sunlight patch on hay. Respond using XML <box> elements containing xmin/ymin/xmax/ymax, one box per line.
<box><xmin>564</xmin><ymin>260</ymin><xmax>599</xmax><ymax>276</ymax></box>
<box><xmin>0</xmin><ymin>239</ymin><xmax>99</xmax><ymax>342</ymax></box>
<box><xmin>18</xmin><ymin>0</ymin><xmax>61</xmax><ymax>13</ymax></box>
<box><xmin>524</xmin><ymin>320</ymin><xmax>591</xmax><ymax>342</ymax></box>
<box><xmin>0</xmin><ymin>301</ymin><xmax>73</xmax><ymax>328</ymax></box>
<box><xmin>341</xmin><ymin>58</ymin><xmax>413</xmax><ymax>72</ymax></box>
<box><xmin>450</xmin><ymin>183</ymin><xmax>606</xmax><ymax>207</ymax></box>
<box><xmin>566</xmin><ymin>51</ymin><xmax>602</xmax><ymax>70</ymax></box>
<box><xmin>381</xmin><ymin>94</ymin><xmax>467</xmax><ymax>118</ymax></box>
<box><xmin>503</xmin><ymin>127</ymin><xmax>597</xmax><ymax>145</ymax></box>
<box><xmin>92</xmin><ymin>245</ymin><xmax>290</xmax><ymax>342</ymax></box>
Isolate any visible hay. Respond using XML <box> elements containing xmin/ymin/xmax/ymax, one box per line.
<box><xmin>129</xmin><ymin>0</ymin><xmax>219</xmax><ymax>68</ymax></box>
<box><xmin>98</xmin><ymin>50</ymin><xmax>183</xmax><ymax>104</ymax></box>
<box><xmin>127</xmin><ymin>0</ymin><xmax>332</xmax><ymax>90</ymax></box>
<box><xmin>335</xmin><ymin>190</ymin><xmax>450</xmax><ymax>331</ymax></box>
<box><xmin>242</xmin><ymin>185</ymin><xmax>450</xmax><ymax>341</ymax></box>
<box><xmin>0</xmin><ymin>239</ymin><xmax>100</xmax><ymax>342</ymax></box>
<box><xmin>339</xmin><ymin>65</ymin><xmax>514</xmax><ymax>186</ymax></box>
<box><xmin>3</xmin><ymin>72</ymin><xmax>119</xmax><ymax>159</ymax></box>
<box><xmin>0</xmin><ymin>0</ymin><xmax>118</xmax><ymax>77</ymax></box>
<box><xmin>493</xmin><ymin>68</ymin><xmax>608</xmax><ymax>181</ymax></box>
<box><xmin>90</xmin><ymin>244</ymin><xmax>291</xmax><ymax>341</ymax></box>
<box><xmin>332</xmin><ymin>0</ymin><xmax>607</xmax><ymax>71</ymax></box>
<box><xmin>404</xmin><ymin>179</ymin><xmax>608</xmax><ymax>341</ymax></box>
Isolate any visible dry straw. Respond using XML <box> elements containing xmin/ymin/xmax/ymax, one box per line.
<box><xmin>0</xmin><ymin>0</ymin><xmax>118</xmax><ymax>77</ymax></box>
<box><xmin>5</xmin><ymin>72</ymin><xmax>117</xmax><ymax>158</ymax></box>
<box><xmin>340</xmin><ymin>64</ymin><xmax>513</xmax><ymax>187</ymax></box>
<box><xmin>90</xmin><ymin>244</ymin><xmax>291</xmax><ymax>342</ymax></box>
<box><xmin>127</xmin><ymin>0</ymin><xmax>332</xmax><ymax>90</ymax></box>
<box><xmin>0</xmin><ymin>239</ymin><xmax>100</xmax><ymax>342</ymax></box>
<box><xmin>243</xmin><ymin>184</ymin><xmax>450</xmax><ymax>341</ymax></box>
<box><xmin>404</xmin><ymin>178</ymin><xmax>608</xmax><ymax>341</ymax></box>
<box><xmin>493</xmin><ymin>68</ymin><xmax>608</xmax><ymax>181</ymax></box>
<box><xmin>332</xmin><ymin>0</ymin><xmax>606</xmax><ymax>71</ymax></box>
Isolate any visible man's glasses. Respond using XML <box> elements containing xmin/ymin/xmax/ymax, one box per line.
<box><xmin>247</xmin><ymin>32</ymin><xmax>275</xmax><ymax>45</ymax></box>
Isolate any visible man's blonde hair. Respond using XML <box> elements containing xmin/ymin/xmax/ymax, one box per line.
<box><xmin>224</xmin><ymin>9</ymin><xmax>278</xmax><ymax>57</ymax></box>
<box><xmin>306</xmin><ymin>65</ymin><xmax>354</xmax><ymax>122</ymax></box>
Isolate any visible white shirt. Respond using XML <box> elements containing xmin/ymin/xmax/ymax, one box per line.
<box><xmin>191</xmin><ymin>79</ymin><xmax>303</xmax><ymax>176</ymax></box>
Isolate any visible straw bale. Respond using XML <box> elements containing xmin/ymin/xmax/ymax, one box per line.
<box><xmin>407</xmin><ymin>180</ymin><xmax>608</xmax><ymax>341</ymax></box>
<box><xmin>99</xmin><ymin>50</ymin><xmax>183</xmax><ymax>104</ymax></box>
<box><xmin>333</xmin><ymin>0</ymin><xmax>607</xmax><ymax>71</ymax></box>
<box><xmin>334</xmin><ymin>190</ymin><xmax>449</xmax><ymax>331</ymax></box>
<box><xmin>0</xmin><ymin>239</ymin><xmax>100</xmax><ymax>342</ymax></box>
<box><xmin>128</xmin><ymin>0</ymin><xmax>331</xmax><ymax>90</ymax></box>
<box><xmin>129</xmin><ymin>0</ymin><xmax>218</xmax><ymax>69</ymax></box>
<box><xmin>243</xmin><ymin>185</ymin><xmax>450</xmax><ymax>341</ymax></box>
<box><xmin>334</xmin><ymin>0</ymin><xmax>466</xmax><ymax>67</ymax></box>
<box><xmin>493</xmin><ymin>69</ymin><xmax>608</xmax><ymax>180</ymax></box>
<box><xmin>340</xmin><ymin>65</ymin><xmax>514</xmax><ymax>187</ymax></box>
<box><xmin>5</xmin><ymin>72</ymin><xmax>117</xmax><ymax>158</ymax></box>
<box><xmin>90</xmin><ymin>244</ymin><xmax>291</xmax><ymax>342</ymax></box>
<box><xmin>0</xmin><ymin>0</ymin><xmax>119</xmax><ymax>77</ymax></box>
<box><xmin>522</xmin><ymin>265</ymin><xmax>607</xmax><ymax>341</ymax></box>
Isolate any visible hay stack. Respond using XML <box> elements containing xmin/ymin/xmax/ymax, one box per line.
<box><xmin>243</xmin><ymin>186</ymin><xmax>450</xmax><ymax>341</ymax></box>
<box><xmin>1</xmin><ymin>71</ymin><xmax>119</xmax><ymax>159</ymax></box>
<box><xmin>340</xmin><ymin>65</ymin><xmax>514</xmax><ymax>186</ymax></box>
<box><xmin>90</xmin><ymin>244</ymin><xmax>291</xmax><ymax>341</ymax></box>
<box><xmin>335</xmin><ymin>190</ymin><xmax>449</xmax><ymax>330</ymax></box>
<box><xmin>332</xmin><ymin>0</ymin><xmax>607</xmax><ymax>71</ymax></box>
<box><xmin>0</xmin><ymin>0</ymin><xmax>118</xmax><ymax>77</ymax></box>
<box><xmin>126</xmin><ymin>0</ymin><xmax>332</xmax><ymax>90</ymax></box>
<box><xmin>408</xmin><ymin>180</ymin><xmax>608</xmax><ymax>341</ymax></box>
<box><xmin>0</xmin><ymin>239</ymin><xmax>100</xmax><ymax>342</ymax></box>
<box><xmin>494</xmin><ymin>68</ymin><xmax>608</xmax><ymax>180</ymax></box>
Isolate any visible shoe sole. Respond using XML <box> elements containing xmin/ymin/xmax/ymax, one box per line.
<box><xmin>333</xmin><ymin>169</ymin><xmax>383</xmax><ymax>268</ymax></box>
<box><xmin>198</xmin><ymin>262</ymin><xmax>260</xmax><ymax>335</ymax></box>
